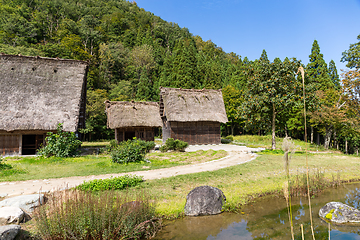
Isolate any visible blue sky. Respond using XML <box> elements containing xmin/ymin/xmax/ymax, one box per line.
<box><xmin>135</xmin><ymin>0</ymin><xmax>360</xmax><ymax>73</ymax></box>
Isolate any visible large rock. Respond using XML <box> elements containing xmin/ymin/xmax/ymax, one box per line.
<box><xmin>184</xmin><ymin>186</ymin><xmax>226</xmax><ymax>216</ymax></box>
<box><xmin>0</xmin><ymin>225</ymin><xmax>20</xmax><ymax>240</ymax></box>
<box><xmin>0</xmin><ymin>207</ymin><xmax>24</xmax><ymax>225</ymax></box>
<box><xmin>0</xmin><ymin>194</ymin><xmax>44</xmax><ymax>213</ymax></box>
<box><xmin>319</xmin><ymin>202</ymin><xmax>360</xmax><ymax>224</ymax></box>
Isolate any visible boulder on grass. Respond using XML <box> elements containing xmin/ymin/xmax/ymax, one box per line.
<box><xmin>0</xmin><ymin>207</ymin><xmax>25</xmax><ymax>225</ymax></box>
<box><xmin>0</xmin><ymin>225</ymin><xmax>20</xmax><ymax>240</ymax></box>
<box><xmin>0</xmin><ymin>194</ymin><xmax>44</xmax><ymax>213</ymax></box>
<box><xmin>184</xmin><ymin>186</ymin><xmax>226</xmax><ymax>216</ymax></box>
<box><xmin>319</xmin><ymin>202</ymin><xmax>360</xmax><ymax>225</ymax></box>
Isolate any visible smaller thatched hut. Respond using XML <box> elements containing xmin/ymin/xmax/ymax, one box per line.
<box><xmin>105</xmin><ymin>101</ymin><xmax>162</xmax><ymax>142</ymax></box>
<box><xmin>159</xmin><ymin>87</ymin><xmax>228</xmax><ymax>145</ymax></box>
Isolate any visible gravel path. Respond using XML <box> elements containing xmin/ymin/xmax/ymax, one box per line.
<box><xmin>0</xmin><ymin>144</ymin><xmax>263</xmax><ymax>197</ymax></box>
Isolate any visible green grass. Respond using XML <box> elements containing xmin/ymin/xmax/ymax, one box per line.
<box><xmin>81</xmin><ymin>141</ymin><xmax>110</xmax><ymax>147</ymax></box>
<box><xmin>130</xmin><ymin>151</ymin><xmax>360</xmax><ymax>218</ymax></box>
<box><xmin>233</xmin><ymin>134</ymin><xmax>328</xmax><ymax>152</ymax></box>
<box><xmin>0</xmin><ymin>150</ymin><xmax>227</xmax><ymax>182</ymax></box>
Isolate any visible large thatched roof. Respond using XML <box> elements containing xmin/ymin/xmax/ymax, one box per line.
<box><xmin>105</xmin><ymin>101</ymin><xmax>162</xmax><ymax>129</ymax></box>
<box><xmin>0</xmin><ymin>54</ymin><xmax>88</xmax><ymax>132</ymax></box>
<box><xmin>159</xmin><ymin>87</ymin><xmax>228</xmax><ymax>123</ymax></box>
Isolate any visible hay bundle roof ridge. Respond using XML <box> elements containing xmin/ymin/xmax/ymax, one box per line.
<box><xmin>160</xmin><ymin>87</ymin><xmax>228</xmax><ymax>123</ymax></box>
<box><xmin>0</xmin><ymin>54</ymin><xmax>88</xmax><ymax>132</ymax></box>
<box><xmin>105</xmin><ymin>101</ymin><xmax>162</xmax><ymax>129</ymax></box>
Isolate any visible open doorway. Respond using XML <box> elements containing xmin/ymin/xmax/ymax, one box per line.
<box><xmin>22</xmin><ymin>135</ymin><xmax>44</xmax><ymax>155</ymax></box>
<box><xmin>124</xmin><ymin>131</ymin><xmax>135</xmax><ymax>141</ymax></box>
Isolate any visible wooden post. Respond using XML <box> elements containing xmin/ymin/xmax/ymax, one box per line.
<box><xmin>19</xmin><ymin>134</ymin><xmax>22</xmax><ymax>155</ymax></box>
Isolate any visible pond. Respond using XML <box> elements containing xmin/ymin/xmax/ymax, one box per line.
<box><xmin>155</xmin><ymin>182</ymin><xmax>360</xmax><ymax>239</ymax></box>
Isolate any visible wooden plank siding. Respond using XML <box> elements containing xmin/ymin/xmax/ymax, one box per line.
<box><xmin>164</xmin><ymin>121</ymin><xmax>221</xmax><ymax>145</ymax></box>
<box><xmin>0</xmin><ymin>135</ymin><xmax>20</xmax><ymax>155</ymax></box>
<box><xmin>115</xmin><ymin>127</ymin><xmax>157</xmax><ymax>142</ymax></box>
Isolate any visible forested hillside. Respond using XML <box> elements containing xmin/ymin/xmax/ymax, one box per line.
<box><xmin>1</xmin><ymin>0</ymin><xmax>360</xmax><ymax>154</ymax></box>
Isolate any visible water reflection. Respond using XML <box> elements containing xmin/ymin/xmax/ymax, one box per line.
<box><xmin>154</xmin><ymin>182</ymin><xmax>360</xmax><ymax>240</ymax></box>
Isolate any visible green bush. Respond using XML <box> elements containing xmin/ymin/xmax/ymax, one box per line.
<box><xmin>33</xmin><ymin>190</ymin><xmax>161</xmax><ymax>240</ymax></box>
<box><xmin>111</xmin><ymin>139</ymin><xmax>155</xmax><ymax>164</ymax></box>
<box><xmin>37</xmin><ymin>124</ymin><xmax>82</xmax><ymax>158</ymax></box>
<box><xmin>0</xmin><ymin>158</ymin><xmax>11</xmax><ymax>170</ymax></box>
<box><xmin>225</xmin><ymin>135</ymin><xmax>234</xmax><ymax>141</ymax></box>
<box><xmin>105</xmin><ymin>139</ymin><xmax>119</xmax><ymax>153</ymax></box>
<box><xmin>160</xmin><ymin>138</ymin><xmax>188</xmax><ymax>152</ymax></box>
<box><xmin>77</xmin><ymin>175</ymin><xmax>143</xmax><ymax>191</ymax></box>
<box><xmin>221</xmin><ymin>138</ymin><xmax>232</xmax><ymax>144</ymax></box>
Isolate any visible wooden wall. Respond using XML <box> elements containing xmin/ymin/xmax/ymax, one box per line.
<box><xmin>0</xmin><ymin>135</ymin><xmax>20</xmax><ymax>155</ymax></box>
<box><xmin>0</xmin><ymin>131</ymin><xmax>48</xmax><ymax>156</ymax></box>
<box><xmin>115</xmin><ymin>127</ymin><xmax>156</xmax><ymax>142</ymax></box>
<box><xmin>163</xmin><ymin>121</ymin><xmax>221</xmax><ymax>145</ymax></box>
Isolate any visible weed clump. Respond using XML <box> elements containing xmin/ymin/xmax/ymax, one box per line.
<box><xmin>33</xmin><ymin>189</ymin><xmax>161</xmax><ymax>240</ymax></box>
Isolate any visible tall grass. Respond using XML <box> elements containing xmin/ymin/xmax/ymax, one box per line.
<box><xmin>33</xmin><ymin>190</ymin><xmax>161</xmax><ymax>240</ymax></box>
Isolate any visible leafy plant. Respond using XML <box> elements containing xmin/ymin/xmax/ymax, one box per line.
<box><xmin>0</xmin><ymin>157</ymin><xmax>11</xmax><ymax>170</ymax></box>
<box><xmin>33</xmin><ymin>190</ymin><xmax>161</xmax><ymax>240</ymax></box>
<box><xmin>37</xmin><ymin>123</ymin><xmax>82</xmax><ymax>158</ymax></box>
<box><xmin>225</xmin><ymin>136</ymin><xmax>234</xmax><ymax>141</ymax></box>
<box><xmin>76</xmin><ymin>175</ymin><xmax>143</xmax><ymax>191</ymax></box>
<box><xmin>111</xmin><ymin>139</ymin><xmax>155</xmax><ymax>164</ymax></box>
<box><xmin>221</xmin><ymin>138</ymin><xmax>232</xmax><ymax>144</ymax></box>
<box><xmin>160</xmin><ymin>138</ymin><xmax>188</xmax><ymax>152</ymax></box>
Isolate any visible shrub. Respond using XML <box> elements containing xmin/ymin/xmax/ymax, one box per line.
<box><xmin>105</xmin><ymin>139</ymin><xmax>119</xmax><ymax>153</ymax></box>
<box><xmin>221</xmin><ymin>138</ymin><xmax>232</xmax><ymax>144</ymax></box>
<box><xmin>37</xmin><ymin>123</ymin><xmax>82</xmax><ymax>158</ymax></box>
<box><xmin>33</xmin><ymin>190</ymin><xmax>161</xmax><ymax>240</ymax></box>
<box><xmin>0</xmin><ymin>158</ymin><xmax>11</xmax><ymax>170</ymax></box>
<box><xmin>225</xmin><ymin>135</ymin><xmax>234</xmax><ymax>141</ymax></box>
<box><xmin>160</xmin><ymin>138</ymin><xmax>188</xmax><ymax>152</ymax></box>
<box><xmin>77</xmin><ymin>175</ymin><xmax>143</xmax><ymax>191</ymax></box>
<box><xmin>111</xmin><ymin>139</ymin><xmax>155</xmax><ymax>164</ymax></box>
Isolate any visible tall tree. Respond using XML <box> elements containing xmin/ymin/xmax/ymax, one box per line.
<box><xmin>222</xmin><ymin>85</ymin><xmax>244</xmax><ymax>135</ymax></box>
<box><xmin>161</xmin><ymin>38</ymin><xmax>200</xmax><ymax>89</ymax></box>
<box><xmin>328</xmin><ymin>60</ymin><xmax>340</xmax><ymax>90</ymax></box>
<box><xmin>341</xmin><ymin>34</ymin><xmax>360</xmax><ymax>69</ymax></box>
<box><xmin>259</xmin><ymin>49</ymin><xmax>269</xmax><ymax>63</ymax></box>
<box><xmin>307</xmin><ymin>40</ymin><xmax>333</xmax><ymax>91</ymax></box>
<box><xmin>243</xmin><ymin>57</ymin><xmax>302</xmax><ymax>149</ymax></box>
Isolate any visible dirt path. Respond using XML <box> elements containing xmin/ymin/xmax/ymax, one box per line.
<box><xmin>0</xmin><ymin>145</ymin><xmax>263</xmax><ymax>197</ymax></box>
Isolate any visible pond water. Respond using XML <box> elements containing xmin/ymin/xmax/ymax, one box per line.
<box><xmin>154</xmin><ymin>183</ymin><xmax>360</xmax><ymax>239</ymax></box>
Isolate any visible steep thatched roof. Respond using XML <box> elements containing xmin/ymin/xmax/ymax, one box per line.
<box><xmin>159</xmin><ymin>87</ymin><xmax>228</xmax><ymax>123</ymax></box>
<box><xmin>105</xmin><ymin>101</ymin><xmax>162</xmax><ymax>129</ymax></box>
<box><xmin>0</xmin><ymin>54</ymin><xmax>88</xmax><ymax>132</ymax></box>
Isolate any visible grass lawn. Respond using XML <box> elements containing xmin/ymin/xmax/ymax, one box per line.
<box><xmin>0</xmin><ymin>149</ymin><xmax>227</xmax><ymax>182</ymax></box>
<box><xmin>131</xmin><ymin>149</ymin><xmax>360</xmax><ymax>217</ymax></box>
<box><xmin>233</xmin><ymin>135</ymin><xmax>329</xmax><ymax>152</ymax></box>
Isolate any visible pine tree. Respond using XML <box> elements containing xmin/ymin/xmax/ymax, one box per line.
<box><xmin>260</xmin><ymin>49</ymin><xmax>269</xmax><ymax>63</ymax></box>
<box><xmin>307</xmin><ymin>40</ymin><xmax>333</xmax><ymax>91</ymax></box>
<box><xmin>328</xmin><ymin>60</ymin><xmax>340</xmax><ymax>90</ymax></box>
<box><xmin>167</xmin><ymin>38</ymin><xmax>200</xmax><ymax>89</ymax></box>
<box><xmin>136</xmin><ymin>67</ymin><xmax>153</xmax><ymax>100</ymax></box>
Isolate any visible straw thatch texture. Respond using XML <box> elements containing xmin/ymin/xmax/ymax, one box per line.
<box><xmin>159</xmin><ymin>87</ymin><xmax>228</xmax><ymax>123</ymax></box>
<box><xmin>105</xmin><ymin>101</ymin><xmax>162</xmax><ymax>129</ymax></box>
<box><xmin>0</xmin><ymin>54</ymin><xmax>88</xmax><ymax>132</ymax></box>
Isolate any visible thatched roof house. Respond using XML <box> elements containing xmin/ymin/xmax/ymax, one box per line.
<box><xmin>159</xmin><ymin>87</ymin><xmax>228</xmax><ymax>145</ymax></box>
<box><xmin>105</xmin><ymin>101</ymin><xmax>162</xmax><ymax>142</ymax></box>
<box><xmin>0</xmin><ymin>54</ymin><xmax>88</xmax><ymax>155</ymax></box>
